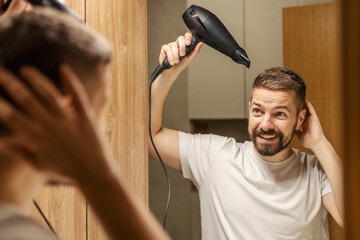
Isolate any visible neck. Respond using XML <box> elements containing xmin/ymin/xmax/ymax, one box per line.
<box><xmin>253</xmin><ymin>145</ymin><xmax>293</xmax><ymax>163</ymax></box>
<box><xmin>0</xmin><ymin>160</ymin><xmax>46</xmax><ymax>209</ymax></box>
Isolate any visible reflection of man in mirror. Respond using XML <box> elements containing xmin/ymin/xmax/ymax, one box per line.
<box><xmin>150</xmin><ymin>32</ymin><xmax>344</xmax><ymax>239</ymax></box>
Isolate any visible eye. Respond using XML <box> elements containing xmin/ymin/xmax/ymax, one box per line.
<box><xmin>275</xmin><ymin>112</ymin><xmax>287</xmax><ymax>118</ymax></box>
<box><xmin>252</xmin><ymin>108</ymin><xmax>262</xmax><ymax>116</ymax></box>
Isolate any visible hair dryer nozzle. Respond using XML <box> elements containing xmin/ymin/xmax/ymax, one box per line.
<box><xmin>231</xmin><ymin>48</ymin><xmax>250</xmax><ymax>68</ymax></box>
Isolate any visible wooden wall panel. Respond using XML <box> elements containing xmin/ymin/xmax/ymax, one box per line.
<box><xmin>283</xmin><ymin>3</ymin><xmax>344</xmax><ymax>240</ymax></box>
<box><xmin>342</xmin><ymin>0</ymin><xmax>360</xmax><ymax>239</ymax></box>
<box><xmin>85</xmin><ymin>0</ymin><xmax>148</xmax><ymax>239</ymax></box>
<box><xmin>30</xmin><ymin>3</ymin><xmax>87</xmax><ymax>240</ymax></box>
<box><xmin>66</xmin><ymin>0</ymin><xmax>85</xmax><ymax>18</ymax></box>
<box><xmin>31</xmin><ymin>185</ymin><xmax>87</xmax><ymax>240</ymax></box>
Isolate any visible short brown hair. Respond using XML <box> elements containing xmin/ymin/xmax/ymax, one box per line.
<box><xmin>0</xmin><ymin>8</ymin><xmax>112</xmax><ymax>135</ymax></box>
<box><xmin>251</xmin><ymin>67</ymin><xmax>306</xmax><ymax>113</ymax></box>
<box><xmin>0</xmin><ymin>8</ymin><xmax>111</xmax><ymax>85</ymax></box>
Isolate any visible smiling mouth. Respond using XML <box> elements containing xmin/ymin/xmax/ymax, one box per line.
<box><xmin>259</xmin><ymin>134</ymin><xmax>277</xmax><ymax>140</ymax></box>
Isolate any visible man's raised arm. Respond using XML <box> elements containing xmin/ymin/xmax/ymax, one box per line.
<box><xmin>149</xmin><ymin>33</ymin><xmax>202</xmax><ymax>170</ymax></box>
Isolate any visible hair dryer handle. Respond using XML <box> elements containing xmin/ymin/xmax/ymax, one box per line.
<box><xmin>161</xmin><ymin>35</ymin><xmax>200</xmax><ymax>70</ymax></box>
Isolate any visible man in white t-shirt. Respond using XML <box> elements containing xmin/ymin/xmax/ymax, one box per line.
<box><xmin>149</xmin><ymin>33</ymin><xmax>344</xmax><ymax>239</ymax></box>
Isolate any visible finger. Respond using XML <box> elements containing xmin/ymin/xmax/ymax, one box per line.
<box><xmin>19</xmin><ymin>66</ymin><xmax>66</xmax><ymax>112</ymax></box>
<box><xmin>0</xmin><ymin>68</ymin><xmax>53</xmax><ymax>122</ymax></box>
<box><xmin>4</xmin><ymin>0</ymin><xmax>28</xmax><ymax>15</ymax></box>
<box><xmin>0</xmin><ymin>143</ymin><xmax>37</xmax><ymax>166</ymax></box>
<box><xmin>0</xmin><ymin>96</ymin><xmax>36</xmax><ymax>135</ymax></box>
<box><xmin>159</xmin><ymin>45</ymin><xmax>167</xmax><ymax>65</ymax></box>
<box><xmin>160</xmin><ymin>44</ymin><xmax>174</xmax><ymax>65</ymax></box>
<box><xmin>176</xmin><ymin>36</ymin><xmax>186</xmax><ymax>57</ymax></box>
<box><xmin>183</xmin><ymin>42</ymin><xmax>203</xmax><ymax>63</ymax></box>
<box><xmin>0</xmin><ymin>0</ymin><xmax>5</xmax><ymax>10</ymax></box>
<box><xmin>193</xmin><ymin>42</ymin><xmax>203</xmax><ymax>54</ymax></box>
<box><xmin>184</xmin><ymin>32</ymin><xmax>192</xmax><ymax>45</ymax></box>
<box><xmin>0</xmin><ymin>0</ymin><xmax>10</xmax><ymax>15</ymax></box>
<box><xmin>0</xmin><ymin>136</ymin><xmax>35</xmax><ymax>153</ymax></box>
<box><xmin>169</xmin><ymin>42</ymin><xmax>179</xmax><ymax>64</ymax></box>
<box><xmin>59</xmin><ymin>64</ymin><xmax>93</xmax><ymax>117</ymax></box>
<box><xmin>304</xmin><ymin>99</ymin><xmax>321</xmax><ymax>122</ymax></box>
<box><xmin>0</xmin><ymin>136</ymin><xmax>23</xmax><ymax>147</ymax></box>
<box><xmin>0</xmin><ymin>147</ymin><xmax>24</xmax><ymax>162</ymax></box>
<box><xmin>305</xmin><ymin>98</ymin><xmax>315</xmax><ymax>114</ymax></box>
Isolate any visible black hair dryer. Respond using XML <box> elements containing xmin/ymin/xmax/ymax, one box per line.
<box><xmin>150</xmin><ymin>5</ymin><xmax>250</xmax><ymax>82</ymax></box>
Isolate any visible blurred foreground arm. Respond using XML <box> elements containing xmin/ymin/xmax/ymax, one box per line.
<box><xmin>0</xmin><ymin>66</ymin><xmax>170</xmax><ymax>240</ymax></box>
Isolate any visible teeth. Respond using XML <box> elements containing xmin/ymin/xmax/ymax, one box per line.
<box><xmin>260</xmin><ymin>134</ymin><xmax>276</xmax><ymax>139</ymax></box>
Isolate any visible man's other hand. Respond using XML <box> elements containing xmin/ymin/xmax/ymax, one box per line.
<box><xmin>296</xmin><ymin>99</ymin><xmax>326</xmax><ymax>150</ymax></box>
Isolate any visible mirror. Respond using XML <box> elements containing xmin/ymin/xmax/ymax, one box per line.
<box><xmin>148</xmin><ymin>0</ymin><xmax>342</xmax><ymax>239</ymax></box>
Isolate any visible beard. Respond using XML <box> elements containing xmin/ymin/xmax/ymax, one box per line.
<box><xmin>250</xmin><ymin>123</ymin><xmax>297</xmax><ymax>157</ymax></box>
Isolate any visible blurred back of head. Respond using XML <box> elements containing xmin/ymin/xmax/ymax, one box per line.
<box><xmin>0</xmin><ymin>8</ymin><xmax>112</xmax><ymax>135</ymax></box>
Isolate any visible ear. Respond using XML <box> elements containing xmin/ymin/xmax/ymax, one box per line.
<box><xmin>296</xmin><ymin>108</ymin><xmax>307</xmax><ymax>130</ymax></box>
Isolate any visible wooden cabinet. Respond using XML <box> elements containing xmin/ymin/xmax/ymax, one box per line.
<box><xmin>342</xmin><ymin>1</ymin><xmax>360</xmax><ymax>238</ymax></box>
<box><xmin>86</xmin><ymin>0</ymin><xmax>148</xmax><ymax>239</ymax></box>
<box><xmin>283</xmin><ymin>3</ymin><xmax>344</xmax><ymax>240</ymax></box>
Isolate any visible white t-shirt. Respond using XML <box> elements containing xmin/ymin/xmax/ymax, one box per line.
<box><xmin>179</xmin><ymin>132</ymin><xmax>332</xmax><ymax>240</ymax></box>
<box><xmin>0</xmin><ymin>201</ymin><xmax>57</xmax><ymax>240</ymax></box>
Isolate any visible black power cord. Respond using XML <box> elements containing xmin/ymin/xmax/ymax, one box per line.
<box><xmin>33</xmin><ymin>200</ymin><xmax>59</xmax><ymax>239</ymax></box>
<box><xmin>149</xmin><ymin>65</ymin><xmax>171</xmax><ymax>230</ymax></box>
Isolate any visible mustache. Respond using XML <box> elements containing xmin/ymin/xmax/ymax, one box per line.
<box><xmin>253</xmin><ymin>128</ymin><xmax>281</xmax><ymax>136</ymax></box>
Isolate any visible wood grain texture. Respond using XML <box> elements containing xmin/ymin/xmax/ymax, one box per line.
<box><xmin>341</xmin><ymin>0</ymin><xmax>360</xmax><ymax>239</ymax></box>
<box><xmin>283</xmin><ymin>3</ymin><xmax>345</xmax><ymax>240</ymax></box>
<box><xmin>31</xmin><ymin>185</ymin><xmax>87</xmax><ymax>240</ymax></box>
<box><xmin>30</xmin><ymin>2</ymin><xmax>87</xmax><ymax>240</ymax></box>
<box><xmin>85</xmin><ymin>0</ymin><xmax>148</xmax><ymax>239</ymax></box>
<box><xmin>66</xmin><ymin>0</ymin><xmax>85</xmax><ymax>18</ymax></box>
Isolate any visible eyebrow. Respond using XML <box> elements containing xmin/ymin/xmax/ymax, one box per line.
<box><xmin>274</xmin><ymin>105</ymin><xmax>291</xmax><ymax>112</ymax></box>
<box><xmin>251</xmin><ymin>102</ymin><xmax>291</xmax><ymax>112</ymax></box>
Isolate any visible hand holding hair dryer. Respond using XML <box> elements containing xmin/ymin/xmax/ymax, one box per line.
<box><xmin>150</xmin><ymin>5</ymin><xmax>250</xmax><ymax>82</ymax></box>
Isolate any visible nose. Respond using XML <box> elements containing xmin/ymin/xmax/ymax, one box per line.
<box><xmin>259</xmin><ymin>114</ymin><xmax>274</xmax><ymax>131</ymax></box>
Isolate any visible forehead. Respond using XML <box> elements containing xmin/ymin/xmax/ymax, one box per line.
<box><xmin>250</xmin><ymin>87</ymin><xmax>297</xmax><ymax>110</ymax></box>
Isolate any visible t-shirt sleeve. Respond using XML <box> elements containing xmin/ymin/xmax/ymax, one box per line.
<box><xmin>179</xmin><ymin>131</ymin><xmax>229</xmax><ymax>188</ymax></box>
<box><xmin>0</xmin><ymin>216</ymin><xmax>58</xmax><ymax>240</ymax></box>
<box><xmin>317</xmin><ymin>160</ymin><xmax>333</xmax><ymax>197</ymax></box>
